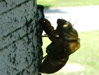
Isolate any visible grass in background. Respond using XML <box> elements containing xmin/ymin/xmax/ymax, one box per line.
<box><xmin>42</xmin><ymin>30</ymin><xmax>99</xmax><ymax>75</ymax></box>
<box><xmin>37</xmin><ymin>0</ymin><xmax>99</xmax><ymax>7</ymax></box>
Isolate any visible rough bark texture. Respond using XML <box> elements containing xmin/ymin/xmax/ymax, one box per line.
<box><xmin>0</xmin><ymin>0</ymin><xmax>43</xmax><ymax>75</ymax></box>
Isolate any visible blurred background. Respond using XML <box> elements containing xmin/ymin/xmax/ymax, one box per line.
<box><xmin>37</xmin><ymin>0</ymin><xmax>99</xmax><ymax>75</ymax></box>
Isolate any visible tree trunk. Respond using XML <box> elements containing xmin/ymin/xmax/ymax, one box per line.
<box><xmin>0</xmin><ymin>0</ymin><xmax>43</xmax><ymax>75</ymax></box>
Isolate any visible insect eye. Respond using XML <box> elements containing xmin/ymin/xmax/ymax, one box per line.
<box><xmin>63</xmin><ymin>24</ymin><xmax>68</xmax><ymax>28</ymax></box>
<box><xmin>56</xmin><ymin>35</ymin><xmax>60</xmax><ymax>37</ymax></box>
<box><xmin>43</xmin><ymin>21</ymin><xmax>46</xmax><ymax>22</ymax></box>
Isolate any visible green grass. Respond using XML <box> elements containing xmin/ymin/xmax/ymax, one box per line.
<box><xmin>42</xmin><ymin>30</ymin><xmax>99</xmax><ymax>75</ymax></box>
<box><xmin>37</xmin><ymin>0</ymin><xmax>99</xmax><ymax>7</ymax></box>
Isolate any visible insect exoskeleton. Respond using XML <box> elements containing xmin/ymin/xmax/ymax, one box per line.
<box><xmin>39</xmin><ymin>18</ymin><xmax>80</xmax><ymax>74</ymax></box>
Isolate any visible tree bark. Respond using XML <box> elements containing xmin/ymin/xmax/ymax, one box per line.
<box><xmin>0</xmin><ymin>0</ymin><xmax>43</xmax><ymax>75</ymax></box>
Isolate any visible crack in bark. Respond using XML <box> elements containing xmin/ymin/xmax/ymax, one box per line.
<box><xmin>3</xmin><ymin>26</ymin><xmax>23</xmax><ymax>39</ymax></box>
<box><xmin>0</xmin><ymin>0</ymin><xmax>31</xmax><ymax>15</ymax></box>
<box><xmin>0</xmin><ymin>27</ymin><xmax>34</xmax><ymax>51</ymax></box>
<box><xmin>0</xmin><ymin>0</ymin><xmax>7</xmax><ymax>6</ymax></box>
<box><xmin>2</xmin><ymin>18</ymin><xmax>33</xmax><ymax>39</ymax></box>
<box><xmin>25</xmin><ymin>17</ymin><xmax>33</xmax><ymax>44</ymax></box>
<box><xmin>0</xmin><ymin>0</ymin><xmax>4</xmax><ymax>2</ymax></box>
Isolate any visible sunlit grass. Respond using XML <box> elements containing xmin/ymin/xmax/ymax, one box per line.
<box><xmin>37</xmin><ymin>0</ymin><xmax>99</xmax><ymax>7</ymax></box>
<box><xmin>42</xmin><ymin>30</ymin><xmax>99</xmax><ymax>75</ymax></box>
